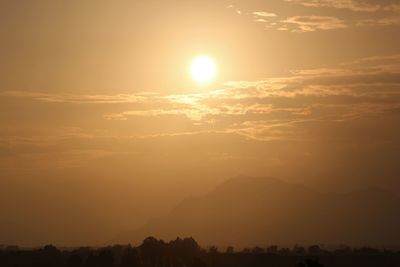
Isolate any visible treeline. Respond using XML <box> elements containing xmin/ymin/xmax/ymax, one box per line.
<box><xmin>1</xmin><ymin>237</ymin><xmax>400</xmax><ymax>267</ymax></box>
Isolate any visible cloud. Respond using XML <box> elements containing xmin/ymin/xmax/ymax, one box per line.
<box><xmin>100</xmin><ymin>54</ymin><xmax>400</xmax><ymax>142</ymax></box>
<box><xmin>1</xmin><ymin>53</ymin><xmax>400</xmax><ymax>180</ymax></box>
<box><xmin>284</xmin><ymin>0</ymin><xmax>380</xmax><ymax>12</ymax></box>
<box><xmin>253</xmin><ymin>11</ymin><xmax>278</xmax><ymax>23</ymax></box>
<box><xmin>282</xmin><ymin>16</ymin><xmax>347</xmax><ymax>32</ymax></box>
<box><xmin>0</xmin><ymin>91</ymin><xmax>152</xmax><ymax>104</ymax></box>
<box><xmin>282</xmin><ymin>1</ymin><xmax>400</xmax><ymax>29</ymax></box>
<box><xmin>247</xmin><ymin>10</ymin><xmax>347</xmax><ymax>32</ymax></box>
<box><xmin>247</xmin><ymin>2</ymin><xmax>400</xmax><ymax>31</ymax></box>
<box><xmin>383</xmin><ymin>4</ymin><xmax>400</xmax><ymax>12</ymax></box>
<box><xmin>357</xmin><ymin>16</ymin><xmax>400</xmax><ymax>26</ymax></box>
<box><xmin>227</xmin><ymin>4</ymin><xmax>242</xmax><ymax>15</ymax></box>
<box><xmin>2</xmin><ymin>54</ymin><xmax>400</xmax><ymax>145</ymax></box>
<box><xmin>253</xmin><ymin>11</ymin><xmax>277</xmax><ymax>18</ymax></box>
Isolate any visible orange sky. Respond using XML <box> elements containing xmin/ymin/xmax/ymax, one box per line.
<box><xmin>0</xmin><ymin>0</ymin><xmax>400</xmax><ymax>246</ymax></box>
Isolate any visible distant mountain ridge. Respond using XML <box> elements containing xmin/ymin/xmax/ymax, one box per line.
<box><xmin>117</xmin><ymin>176</ymin><xmax>400</xmax><ymax>247</ymax></box>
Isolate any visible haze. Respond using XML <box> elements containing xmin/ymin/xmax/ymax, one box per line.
<box><xmin>0</xmin><ymin>0</ymin><xmax>399</xmax><ymax>247</ymax></box>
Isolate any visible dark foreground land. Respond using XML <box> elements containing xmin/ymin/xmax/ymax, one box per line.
<box><xmin>1</xmin><ymin>237</ymin><xmax>400</xmax><ymax>267</ymax></box>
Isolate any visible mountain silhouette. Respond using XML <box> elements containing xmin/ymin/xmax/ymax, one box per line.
<box><xmin>117</xmin><ymin>176</ymin><xmax>400</xmax><ymax>246</ymax></box>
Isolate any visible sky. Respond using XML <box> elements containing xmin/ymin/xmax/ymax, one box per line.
<box><xmin>0</xmin><ymin>0</ymin><xmax>400</xmax><ymax>246</ymax></box>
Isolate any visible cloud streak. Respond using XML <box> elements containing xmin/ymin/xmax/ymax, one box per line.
<box><xmin>0</xmin><ymin>91</ymin><xmax>152</xmax><ymax>104</ymax></box>
<box><xmin>2</xmin><ymin>54</ymin><xmax>400</xmax><ymax>147</ymax></box>
<box><xmin>284</xmin><ymin>0</ymin><xmax>380</xmax><ymax>12</ymax></box>
<box><xmin>357</xmin><ymin>16</ymin><xmax>400</xmax><ymax>26</ymax></box>
<box><xmin>282</xmin><ymin>16</ymin><xmax>347</xmax><ymax>32</ymax></box>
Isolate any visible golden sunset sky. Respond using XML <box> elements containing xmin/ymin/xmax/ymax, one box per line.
<box><xmin>0</xmin><ymin>0</ymin><xmax>400</xmax><ymax>246</ymax></box>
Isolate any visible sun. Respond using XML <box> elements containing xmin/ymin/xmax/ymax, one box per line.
<box><xmin>190</xmin><ymin>55</ymin><xmax>217</xmax><ymax>84</ymax></box>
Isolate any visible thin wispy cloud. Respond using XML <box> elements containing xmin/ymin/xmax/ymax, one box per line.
<box><xmin>238</xmin><ymin>1</ymin><xmax>400</xmax><ymax>32</ymax></box>
<box><xmin>282</xmin><ymin>16</ymin><xmax>347</xmax><ymax>32</ymax></box>
<box><xmin>253</xmin><ymin>11</ymin><xmax>277</xmax><ymax>18</ymax></box>
<box><xmin>357</xmin><ymin>16</ymin><xmax>400</xmax><ymax>26</ymax></box>
<box><xmin>383</xmin><ymin>4</ymin><xmax>400</xmax><ymax>12</ymax></box>
<box><xmin>284</xmin><ymin>0</ymin><xmax>380</xmax><ymax>12</ymax></box>
<box><xmin>0</xmin><ymin>91</ymin><xmax>152</xmax><ymax>104</ymax></box>
<box><xmin>1</xmin><ymin>54</ymin><xmax>399</xmax><ymax>170</ymax></box>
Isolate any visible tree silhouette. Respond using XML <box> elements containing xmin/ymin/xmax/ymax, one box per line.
<box><xmin>120</xmin><ymin>246</ymin><xmax>138</xmax><ymax>267</ymax></box>
<box><xmin>308</xmin><ymin>245</ymin><xmax>322</xmax><ymax>254</ymax></box>
<box><xmin>208</xmin><ymin>246</ymin><xmax>218</xmax><ymax>255</ymax></box>
<box><xmin>251</xmin><ymin>246</ymin><xmax>264</xmax><ymax>254</ymax></box>
<box><xmin>298</xmin><ymin>259</ymin><xmax>324</xmax><ymax>267</ymax></box>
<box><xmin>98</xmin><ymin>250</ymin><xmax>114</xmax><ymax>267</ymax></box>
<box><xmin>293</xmin><ymin>245</ymin><xmax>305</xmax><ymax>254</ymax></box>
<box><xmin>267</xmin><ymin>245</ymin><xmax>278</xmax><ymax>253</ymax></box>
<box><xmin>0</xmin><ymin>236</ymin><xmax>398</xmax><ymax>267</ymax></box>
<box><xmin>67</xmin><ymin>254</ymin><xmax>82</xmax><ymax>267</ymax></box>
<box><xmin>226</xmin><ymin>246</ymin><xmax>234</xmax><ymax>253</ymax></box>
<box><xmin>141</xmin><ymin>237</ymin><xmax>163</xmax><ymax>256</ymax></box>
<box><xmin>190</xmin><ymin>258</ymin><xmax>209</xmax><ymax>267</ymax></box>
<box><xmin>169</xmin><ymin>237</ymin><xmax>200</xmax><ymax>260</ymax></box>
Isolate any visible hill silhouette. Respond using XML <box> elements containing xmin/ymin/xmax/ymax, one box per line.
<box><xmin>116</xmin><ymin>176</ymin><xmax>400</xmax><ymax>247</ymax></box>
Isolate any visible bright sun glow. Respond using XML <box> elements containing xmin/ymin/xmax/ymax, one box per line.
<box><xmin>190</xmin><ymin>56</ymin><xmax>216</xmax><ymax>84</ymax></box>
